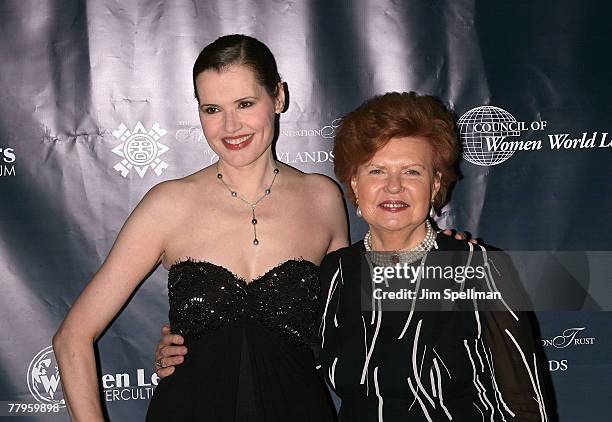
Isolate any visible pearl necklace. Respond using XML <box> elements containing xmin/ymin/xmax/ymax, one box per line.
<box><xmin>364</xmin><ymin>220</ymin><xmax>436</xmax><ymax>265</ymax></box>
<box><xmin>216</xmin><ymin>161</ymin><xmax>279</xmax><ymax>246</ymax></box>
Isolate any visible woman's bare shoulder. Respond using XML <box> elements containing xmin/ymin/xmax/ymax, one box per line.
<box><xmin>303</xmin><ymin>172</ymin><xmax>344</xmax><ymax>203</ymax></box>
<box><xmin>142</xmin><ymin>166</ymin><xmax>214</xmax><ymax>212</ymax></box>
<box><xmin>279</xmin><ymin>164</ymin><xmax>341</xmax><ymax>196</ymax></box>
<box><xmin>280</xmin><ymin>167</ymin><xmax>345</xmax><ymax>219</ymax></box>
<box><xmin>290</xmin><ymin>169</ymin><xmax>348</xmax><ymax>248</ymax></box>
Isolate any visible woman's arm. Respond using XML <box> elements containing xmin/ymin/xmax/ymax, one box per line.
<box><xmin>52</xmin><ymin>183</ymin><xmax>174</xmax><ymax>421</ymax></box>
<box><xmin>477</xmin><ymin>248</ymin><xmax>556</xmax><ymax>421</ymax></box>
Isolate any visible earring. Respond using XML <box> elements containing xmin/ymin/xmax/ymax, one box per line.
<box><xmin>429</xmin><ymin>201</ymin><xmax>436</xmax><ymax>219</ymax></box>
<box><xmin>356</xmin><ymin>206</ymin><xmax>362</xmax><ymax>217</ymax></box>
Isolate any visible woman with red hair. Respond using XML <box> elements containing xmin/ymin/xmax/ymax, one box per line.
<box><xmin>317</xmin><ymin>91</ymin><xmax>551</xmax><ymax>421</ymax></box>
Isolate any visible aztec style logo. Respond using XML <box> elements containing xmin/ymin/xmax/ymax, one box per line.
<box><xmin>112</xmin><ymin>121</ymin><xmax>170</xmax><ymax>178</ymax></box>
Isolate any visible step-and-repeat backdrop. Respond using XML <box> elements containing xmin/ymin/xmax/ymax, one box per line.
<box><xmin>1</xmin><ymin>1</ymin><xmax>610</xmax><ymax>420</ymax></box>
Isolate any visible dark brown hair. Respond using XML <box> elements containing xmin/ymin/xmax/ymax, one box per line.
<box><xmin>192</xmin><ymin>34</ymin><xmax>281</xmax><ymax>102</ymax></box>
<box><xmin>333</xmin><ymin>91</ymin><xmax>459</xmax><ymax>209</ymax></box>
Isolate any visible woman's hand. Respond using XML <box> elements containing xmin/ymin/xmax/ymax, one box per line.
<box><xmin>155</xmin><ymin>324</ymin><xmax>187</xmax><ymax>378</ymax></box>
<box><xmin>442</xmin><ymin>229</ymin><xmax>480</xmax><ymax>244</ymax></box>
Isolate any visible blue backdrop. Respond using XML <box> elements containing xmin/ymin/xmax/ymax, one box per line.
<box><xmin>0</xmin><ymin>0</ymin><xmax>610</xmax><ymax>420</ymax></box>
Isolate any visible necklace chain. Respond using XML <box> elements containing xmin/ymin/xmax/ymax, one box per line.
<box><xmin>364</xmin><ymin>220</ymin><xmax>436</xmax><ymax>265</ymax></box>
<box><xmin>216</xmin><ymin>161</ymin><xmax>279</xmax><ymax>246</ymax></box>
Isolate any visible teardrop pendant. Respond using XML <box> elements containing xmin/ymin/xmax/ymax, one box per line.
<box><xmin>216</xmin><ymin>161</ymin><xmax>279</xmax><ymax>247</ymax></box>
<box><xmin>251</xmin><ymin>209</ymin><xmax>258</xmax><ymax>245</ymax></box>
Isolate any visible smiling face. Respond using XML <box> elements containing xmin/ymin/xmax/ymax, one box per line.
<box><xmin>196</xmin><ymin>64</ymin><xmax>284</xmax><ymax>168</ymax></box>
<box><xmin>351</xmin><ymin>137</ymin><xmax>441</xmax><ymax>243</ymax></box>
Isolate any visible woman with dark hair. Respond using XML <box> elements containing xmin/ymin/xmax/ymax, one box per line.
<box><xmin>53</xmin><ymin>34</ymin><xmax>346</xmax><ymax>421</ymax></box>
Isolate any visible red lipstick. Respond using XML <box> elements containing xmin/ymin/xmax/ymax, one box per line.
<box><xmin>378</xmin><ymin>200</ymin><xmax>409</xmax><ymax>212</ymax></box>
<box><xmin>222</xmin><ymin>133</ymin><xmax>254</xmax><ymax>150</ymax></box>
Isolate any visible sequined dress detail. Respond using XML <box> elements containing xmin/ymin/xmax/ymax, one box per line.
<box><xmin>146</xmin><ymin>259</ymin><xmax>335</xmax><ymax>422</ymax></box>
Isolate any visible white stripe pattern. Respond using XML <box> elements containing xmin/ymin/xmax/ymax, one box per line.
<box><xmin>505</xmin><ymin>329</ymin><xmax>547</xmax><ymax>422</ymax></box>
<box><xmin>329</xmin><ymin>357</ymin><xmax>338</xmax><ymax>389</ymax></box>
<box><xmin>479</xmin><ymin>245</ymin><xmax>518</xmax><ymax>321</ymax></box>
<box><xmin>412</xmin><ymin>320</ymin><xmax>436</xmax><ymax>408</ymax></box>
<box><xmin>484</xmin><ymin>346</ymin><xmax>514</xmax><ymax>419</ymax></box>
<box><xmin>360</xmin><ymin>291</ymin><xmax>382</xmax><ymax>384</ymax></box>
<box><xmin>409</xmin><ymin>337</ymin><xmax>429</xmax><ymax>412</ymax></box>
<box><xmin>320</xmin><ymin>241</ymin><xmax>545</xmax><ymax>421</ymax></box>
<box><xmin>429</xmin><ymin>367</ymin><xmax>437</xmax><ymax>398</ymax></box>
<box><xmin>533</xmin><ymin>354</ymin><xmax>548</xmax><ymax>422</ymax></box>
<box><xmin>374</xmin><ymin>366</ymin><xmax>384</xmax><ymax>422</ymax></box>
<box><xmin>464</xmin><ymin>339</ymin><xmax>496</xmax><ymax>420</ymax></box>
<box><xmin>459</xmin><ymin>242</ymin><xmax>475</xmax><ymax>295</ymax></box>
<box><xmin>398</xmin><ymin>253</ymin><xmax>428</xmax><ymax>340</ymax></box>
<box><xmin>433</xmin><ymin>358</ymin><xmax>453</xmax><ymax>420</ymax></box>
<box><xmin>433</xmin><ymin>348</ymin><xmax>452</xmax><ymax>379</ymax></box>
<box><xmin>474</xmin><ymin>339</ymin><xmax>485</xmax><ymax>372</ymax></box>
<box><xmin>320</xmin><ymin>262</ymin><xmax>341</xmax><ymax>349</ymax></box>
<box><xmin>473</xmin><ymin>402</ymin><xmax>485</xmax><ymax>422</ymax></box>
<box><xmin>366</xmin><ymin>257</ymin><xmax>377</xmax><ymax>325</ymax></box>
<box><xmin>361</xmin><ymin>315</ymin><xmax>369</xmax><ymax>396</ymax></box>
<box><xmin>408</xmin><ymin>377</ymin><xmax>434</xmax><ymax>422</ymax></box>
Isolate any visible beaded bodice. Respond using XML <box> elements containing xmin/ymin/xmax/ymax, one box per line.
<box><xmin>168</xmin><ymin>259</ymin><xmax>320</xmax><ymax>348</ymax></box>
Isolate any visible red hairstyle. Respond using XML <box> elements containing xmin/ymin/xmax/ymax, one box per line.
<box><xmin>333</xmin><ymin>91</ymin><xmax>459</xmax><ymax>209</ymax></box>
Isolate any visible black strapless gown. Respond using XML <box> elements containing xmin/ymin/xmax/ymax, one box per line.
<box><xmin>146</xmin><ymin>259</ymin><xmax>336</xmax><ymax>422</ymax></box>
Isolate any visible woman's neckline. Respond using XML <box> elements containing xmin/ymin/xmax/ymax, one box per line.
<box><xmin>168</xmin><ymin>257</ymin><xmax>319</xmax><ymax>285</ymax></box>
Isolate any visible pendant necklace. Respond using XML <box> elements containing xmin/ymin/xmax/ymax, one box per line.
<box><xmin>216</xmin><ymin>161</ymin><xmax>279</xmax><ymax>246</ymax></box>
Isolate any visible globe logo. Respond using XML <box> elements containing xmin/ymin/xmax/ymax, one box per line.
<box><xmin>27</xmin><ymin>346</ymin><xmax>65</xmax><ymax>407</ymax></box>
<box><xmin>458</xmin><ymin>106</ymin><xmax>521</xmax><ymax>166</ymax></box>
